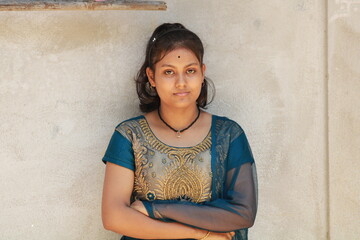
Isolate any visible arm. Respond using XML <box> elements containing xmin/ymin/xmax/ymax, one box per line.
<box><xmin>137</xmin><ymin>131</ymin><xmax>258</xmax><ymax>232</ymax></box>
<box><xmin>102</xmin><ymin>162</ymin><xmax>206</xmax><ymax>239</ymax></box>
<box><xmin>140</xmin><ymin>162</ymin><xmax>257</xmax><ymax>232</ymax></box>
<box><xmin>102</xmin><ymin>162</ymin><xmax>235</xmax><ymax>239</ymax></box>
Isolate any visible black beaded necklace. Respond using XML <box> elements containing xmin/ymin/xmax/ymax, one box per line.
<box><xmin>158</xmin><ymin>107</ymin><xmax>201</xmax><ymax>138</ymax></box>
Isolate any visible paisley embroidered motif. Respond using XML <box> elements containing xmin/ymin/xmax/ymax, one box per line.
<box><xmin>131</xmin><ymin>131</ymin><xmax>150</xmax><ymax>200</ymax></box>
<box><xmin>156</xmin><ymin>157</ymin><xmax>211</xmax><ymax>203</ymax></box>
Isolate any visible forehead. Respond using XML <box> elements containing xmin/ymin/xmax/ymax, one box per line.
<box><xmin>158</xmin><ymin>48</ymin><xmax>200</xmax><ymax>64</ymax></box>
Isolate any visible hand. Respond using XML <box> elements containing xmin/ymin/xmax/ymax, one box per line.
<box><xmin>204</xmin><ymin>231</ymin><xmax>235</xmax><ymax>240</ymax></box>
<box><xmin>130</xmin><ymin>200</ymin><xmax>149</xmax><ymax>216</ymax></box>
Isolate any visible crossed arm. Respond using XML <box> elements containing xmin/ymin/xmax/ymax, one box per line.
<box><xmin>102</xmin><ymin>162</ymin><xmax>235</xmax><ymax>240</ymax></box>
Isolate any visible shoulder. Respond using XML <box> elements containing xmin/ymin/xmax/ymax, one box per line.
<box><xmin>115</xmin><ymin>115</ymin><xmax>144</xmax><ymax>129</ymax></box>
<box><xmin>212</xmin><ymin>114</ymin><xmax>245</xmax><ymax>138</ymax></box>
<box><xmin>113</xmin><ymin>115</ymin><xmax>145</xmax><ymax>141</ymax></box>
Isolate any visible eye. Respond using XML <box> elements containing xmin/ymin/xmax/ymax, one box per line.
<box><xmin>164</xmin><ymin>70</ymin><xmax>174</xmax><ymax>75</ymax></box>
<box><xmin>186</xmin><ymin>69</ymin><xmax>196</xmax><ymax>74</ymax></box>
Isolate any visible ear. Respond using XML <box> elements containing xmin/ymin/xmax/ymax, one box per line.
<box><xmin>146</xmin><ymin>67</ymin><xmax>156</xmax><ymax>87</ymax></box>
<box><xmin>201</xmin><ymin>64</ymin><xmax>206</xmax><ymax>79</ymax></box>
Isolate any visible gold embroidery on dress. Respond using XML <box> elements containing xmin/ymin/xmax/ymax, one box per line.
<box><xmin>156</xmin><ymin>153</ymin><xmax>211</xmax><ymax>203</ymax></box>
<box><xmin>131</xmin><ymin>131</ymin><xmax>150</xmax><ymax>200</ymax></box>
<box><xmin>139</xmin><ymin>119</ymin><xmax>211</xmax><ymax>154</ymax></box>
<box><xmin>138</xmin><ymin>119</ymin><xmax>212</xmax><ymax>203</ymax></box>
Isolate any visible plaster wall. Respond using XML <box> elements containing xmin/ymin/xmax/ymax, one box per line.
<box><xmin>328</xmin><ymin>1</ymin><xmax>360</xmax><ymax>239</ymax></box>
<box><xmin>0</xmin><ymin>0</ymin><xmax>358</xmax><ymax>239</ymax></box>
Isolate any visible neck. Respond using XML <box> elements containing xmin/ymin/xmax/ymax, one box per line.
<box><xmin>158</xmin><ymin>104</ymin><xmax>199</xmax><ymax>130</ymax></box>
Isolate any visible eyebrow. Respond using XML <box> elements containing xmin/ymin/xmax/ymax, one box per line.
<box><xmin>160</xmin><ymin>63</ymin><xmax>199</xmax><ymax>68</ymax></box>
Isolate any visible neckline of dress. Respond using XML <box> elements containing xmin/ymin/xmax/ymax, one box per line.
<box><xmin>140</xmin><ymin>114</ymin><xmax>214</xmax><ymax>149</ymax></box>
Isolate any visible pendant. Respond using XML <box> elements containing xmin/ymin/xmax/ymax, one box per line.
<box><xmin>176</xmin><ymin>131</ymin><xmax>181</xmax><ymax>138</ymax></box>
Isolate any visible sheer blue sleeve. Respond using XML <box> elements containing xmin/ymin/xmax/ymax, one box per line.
<box><xmin>102</xmin><ymin>129</ymin><xmax>135</xmax><ymax>171</ymax></box>
<box><xmin>143</xmin><ymin>130</ymin><xmax>257</xmax><ymax>232</ymax></box>
<box><xmin>228</xmin><ymin>131</ymin><xmax>254</xmax><ymax>169</ymax></box>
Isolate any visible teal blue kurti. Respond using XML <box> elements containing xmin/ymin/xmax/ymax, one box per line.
<box><xmin>103</xmin><ymin>115</ymin><xmax>257</xmax><ymax>240</ymax></box>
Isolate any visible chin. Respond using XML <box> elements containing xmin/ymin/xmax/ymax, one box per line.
<box><xmin>164</xmin><ymin>101</ymin><xmax>196</xmax><ymax>109</ymax></box>
<box><xmin>175</xmin><ymin>102</ymin><xmax>198</xmax><ymax>109</ymax></box>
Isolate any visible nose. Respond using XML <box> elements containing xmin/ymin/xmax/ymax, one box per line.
<box><xmin>175</xmin><ymin>73</ymin><xmax>186</xmax><ymax>88</ymax></box>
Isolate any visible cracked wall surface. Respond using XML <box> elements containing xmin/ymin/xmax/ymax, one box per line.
<box><xmin>0</xmin><ymin>1</ymin><xmax>358</xmax><ymax>239</ymax></box>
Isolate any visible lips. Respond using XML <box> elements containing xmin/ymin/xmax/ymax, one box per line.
<box><xmin>174</xmin><ymin>92</ymin><xmax>190</xmax><ymax>97</ymax></box>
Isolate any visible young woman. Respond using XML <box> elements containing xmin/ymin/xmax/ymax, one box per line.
<box><xmin>102</xmin><ymin>23</ymin><xmax>257</xmax><ymax>240</ymax></box>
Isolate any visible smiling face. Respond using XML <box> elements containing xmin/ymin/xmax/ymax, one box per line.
<box><xmin>146</xmin><ymin>48</ymin><xmax>206</xmax><ymax>110</ymax></box>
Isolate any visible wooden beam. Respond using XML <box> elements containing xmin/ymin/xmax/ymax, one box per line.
<box><xmin>0</xmin><ymin>0</ymin><xmax>167</xmax><ymax>11</ymax></box>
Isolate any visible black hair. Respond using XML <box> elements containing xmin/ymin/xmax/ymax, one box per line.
<box><xmin>135</xmin><ymin>23</ymin><xmax>215</xmax><ymax>113</ymax></box>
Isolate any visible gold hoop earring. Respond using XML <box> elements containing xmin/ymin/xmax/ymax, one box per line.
<box><xmin>147</xmin><ymin>82</ymin><xmax>157</xmax><ymax>96</ymax></box>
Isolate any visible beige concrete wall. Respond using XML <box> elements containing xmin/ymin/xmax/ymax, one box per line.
<box><xmin>0</xmin><ymin>1</ymin><xmax>358</xmax><ymax>239</ymax></box>
<box><xmin>328</xmin><ymin>1</ymin><xmax>360</xmax><ymax>239</ymax></box>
